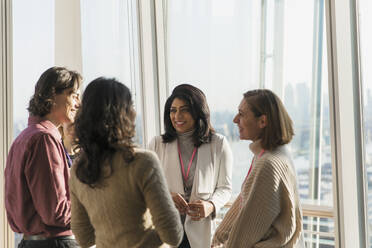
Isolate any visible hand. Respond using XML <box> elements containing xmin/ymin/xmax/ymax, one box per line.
<box><xmin>188</xmin><ymin>200</ymin><xmax>215</xmax><ymax>221</ymax></box>
<box><xmin>171</xmin><ymin>192</ymin><xmax>189</xmax><ymax>214</ymax></box>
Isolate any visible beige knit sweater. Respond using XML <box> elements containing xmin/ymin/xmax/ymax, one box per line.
<box><xmin>69</xmin><ymin>149</ymin><xmax>183</xmax><ymax>248</ymax></box>
<box><xmin>212</xmin><ymin>142</ymin><xmax>303</xmax><ymax>248</ymax></box>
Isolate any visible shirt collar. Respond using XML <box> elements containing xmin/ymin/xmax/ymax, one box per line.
<box><xmin>249</xmin><ymin>139</ymin><xmax>263</xmax><ymax>156</ymax></box>
<box><xmin>28</xmin><ymin>115</ymin><xmax>62</xmax><ymax>141</ymax></box>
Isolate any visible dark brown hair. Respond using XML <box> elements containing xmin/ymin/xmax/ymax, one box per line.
<box><xmin>28</xmin><ymin>67</ymin><xmax>82</xmax><ymax>117</ymax></box>
<box><xmin>74</xmin><ymin>77</ymin><xmax>136</xmax><ymax>187</ymax></box>
<box><xmin>162</xmin><ymin>84</ymin><xmax>214</xmax><ymax>147</ymax></box>
<box><xmin>244</xmin><ymin>89</ymin><xmax>294</xmax><ymax>150</ymax></box>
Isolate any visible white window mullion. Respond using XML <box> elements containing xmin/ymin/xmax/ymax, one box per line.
<box><xmin>154</xmin><ymin>0</ymin><xmax>168</xmax><ymax>133</ymax></box>
<box><xmin>272</xmin><ymin>0</ymin><xmax>284</xmax><ymax>97</ymax></box>
<box><xmin>54</xmin><ymin>0</ymin><xmax>82</xmax><ymax>72</ymax></box>
<box><xmin>259</xmin><ymin>0</ymin><xmax>267</xmax><ymax>89</ymax></box>
<box><xmin>137</xmin><ymin>0</ymin><xmax>161</xmax><ymax>146</ymax></box>
<box><xmin>126</xmin><ymin>0</ymin><xmax>145</xmax><ymax>145</ymax></box>
<box><xmin>308</xmin><ymin>0</ymin><xmax>325</xmax><ymax>206</ymax></box>
<box><xmin>326</xmin><ymin>0</ymin><xmax>366</xmax><ymax>247</ymax></box>
<box><xmin>0</xmin><ymin>0</ymin><xmax>13</xmax><ymax>247</ymax></box>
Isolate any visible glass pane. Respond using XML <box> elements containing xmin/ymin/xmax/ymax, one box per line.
<box><xmin>167</xmin><ymin>0</ymin><xmax>333</xmax><ymax>207</ymax></box>
<box><xmin>265</xmin><ymin>0</ymin><xmax>275</xmax><ymax>55</ymax></box>
<box><xmin>359</xmin><ymin>0</ymin><xmax>372</xmax><ymax>246</ymax></box>
<box><xmin>167</xmin><ymin>0</ymin><xmax>261</xmax><ymax>197</ymax></box>
<box><xmin>166</xmin><ymin>0</ymin><xmax>334</xmax><ymax>245</ymax></box>
<box><xmin>12</xmin><ymin>0</ymin><xmax>55</xmax><ymax>137</ymax></box>
<box><xmin>280</xmin><ymin>0</ymin><xmax>332</xmax><ymax>207</ymax></box>
<box><xmin>80</xmin><ymin>0</ymin><xmax>143</xmax><ymax>145</ymax></box>
<box><xmin>12</xmin><ymin>1</ymin><xmax>55</xmax><ymax>246</ymax></box>
<box><xmin>303</xmin><ymin>216</ymin><xmax>335</xmax><ymax>247</ymax></box>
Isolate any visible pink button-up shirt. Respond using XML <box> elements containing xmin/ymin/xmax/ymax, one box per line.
<box><xmin>5</xmin><ymin>116</ymin><xmax>72</xmax><ymax>237</ymax></box>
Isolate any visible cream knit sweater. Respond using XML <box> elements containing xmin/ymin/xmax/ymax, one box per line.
<box><xmin>212</xmin><ymin>141</ymin><xmax>303</xmax><ymax>248</ymax></box>
<box><xmin>69</xmin><ymin>149</ymin><xmax>183</xmax><ymax>248</ymax></box>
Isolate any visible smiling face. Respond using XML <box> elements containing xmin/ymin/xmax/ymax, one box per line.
<box><xmin>170</xmin><ymin>97</ymin><xmax>196</xmax><ymax>134</ymax></box>
<box><xmin>49</xmin><ymin>85</ymin><xmax>81</xmax><ymax>127</ymax></box>
<box><xmin>233</xmin><ymin>98</ymin><xmax>266</xmax><ymax>141</ymax></box>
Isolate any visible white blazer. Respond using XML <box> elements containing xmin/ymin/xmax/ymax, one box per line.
<box><xmin>149</xmin><ymin>133</ymin><xmax>233</xmax><ymax>248</ymax></box>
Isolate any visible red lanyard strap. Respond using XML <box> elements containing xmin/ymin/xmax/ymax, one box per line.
<box><xmin>177</xmin><ymin>141</ymin><xmax>197</xmax><ymax>182</ymax></box>
<box><xmin>240</xmin><ymin>149</ymin><xmax>265</xmax><ymax>208</ymax></box>
<box><xmin>244</xmin><ymin>149</ymin><xmax>265</xmax><ymax>183</ymax></box>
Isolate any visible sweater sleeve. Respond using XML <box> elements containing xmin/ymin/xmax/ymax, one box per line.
<box><xmin>70</xmin><ymin>187</ymin><xmax>95</xmax><ymax>248</ymax></box>
<box><xmin>225</xmin><ymin>160</ymin><xmax>282</xmax><ymax>248</ymax></box>
<box><xmin>140</xmin><ymin>152</ymin><xmax>183</xmax><ymax>247</ymax></box>
<box><xmin>209</xmin><ymin>136</ymin><xmax>233</xmax><ymax>216</ymax></box>
<box><xmin>212</xmin><ymin>194</ymin><xmax>242</xmax><ymax>246</ymax></box>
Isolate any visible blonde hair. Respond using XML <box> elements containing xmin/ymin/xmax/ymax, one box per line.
<box><xmin>243</xmin><ymin>89</ymin><xmax>294</xmax><ymax>150</ymax></box>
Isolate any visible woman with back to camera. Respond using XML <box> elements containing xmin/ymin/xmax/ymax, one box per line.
<box><xmin>212</xmin><ymin>89</ymin><xmax>304</xmax><ymax>248</ymax></box>
<box><xmin>149</xmin><ymin>84</ymin><xmax>233</xmax><ymax>248</ymax></box>
<box><xmin>69</xmin><ymin>78</ymin><xmax>183</xmax><ymax>248</ymax></box>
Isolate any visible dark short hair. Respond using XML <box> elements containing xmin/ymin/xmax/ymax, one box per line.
<box><xmin>28</xmin><ymin>67</ymin><xmax>82</xmax><ymax>117</ymax></box>
<box><xmin>74</xmin><ymin>77</ymin><xmax>136</xmax><ymax>187</ymax></box>
<box><xmin>243</xmin><ymin>89</ymin><xmax>294</xmax><ymax>150</ymax></box>
<box><xmin>162</xmin><ymin>84</ymin><xmax>214</xmax><ymax>147</ymax></box>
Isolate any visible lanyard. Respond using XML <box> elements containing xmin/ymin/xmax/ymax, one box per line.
<box><xmin>177</xmin><ymin>141</ymin><xmax>197</xmax><ymax>182</ymax></box>
<box><xmin>62</xmin><ymin>141</ymin><xmax>73</xmax><ymax>168</ymax></box>
<box><xmin>242</xmin><ymin>149</ymin><xmax>265</xmax><ymax>191</ymax></box>
<box><xmin>240</xmin><ymin>149</ymin><xmax>265</xmax><ymax>208</ymax></box>
<box><xmin>245</xmin><ymin>149</ymin><xmax>265</xmax><ymax>180</ymax></box>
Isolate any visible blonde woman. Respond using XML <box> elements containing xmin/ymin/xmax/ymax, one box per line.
<box><xmin>212</xmin><ymin>89</ymin><xmax>304</xmax><ymax>248</ymax></box>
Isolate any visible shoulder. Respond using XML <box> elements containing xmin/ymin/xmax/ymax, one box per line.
<box><xmin>265</xmin><ymin>146</ymin><xmax>292</xmax><ymax>167</ymax></box>
<box><xmin>209</xmin><ymin>133</ymin><xmax>231</xmax><ymax>151</ymax></box>
<box><xmin>111</xmin><ymin>149</ymin><xmax>160</xmax><ymax>170</ymax></box>
<box><xmin>134</xmin><ymin>148</ymin><xmax>160</xmax><ymax>164</ymax></box>
<box><xmin>14</xmin><ymin>124</ymin><xmax>51</xmax><ymax>144</ymax></box>
<box><xmin>129</xmin><ymin>148</ymin><xmax>161</xmax><ymax>173</ymax></box>
<box><xmin>210</xmin><ymin>133</ymin><xmax>227</xmax><ymax>145</ymax></box>
<box><xmin>211</xmin><ymin>132</ymin><xmax>225</xmax><ymax>141</ymax></box>
<box><xmin>129</xmin><ymin>149</ymin><xmax>164</xmax><ymax>184</ymax></box>
<box><xmin>17</xmin><ymin>128</ymin><xmax>60</xmax><ymax>154</ymax></box>
<box><xmin>148</xmin><ymin>135</ymin><xmax>166</xmax><ymax>150</ymax></box>
<box><xmin>258</xmin><ymin>145</ymin><xmax>295</xmax><ymax>179</ymax></box>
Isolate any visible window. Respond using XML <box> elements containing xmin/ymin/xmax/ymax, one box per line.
<box><xmin>166</xmin><ymin>0</ymin><xmax>261</xmax><ymax>196</ymax></box>
<box><xmin>166</xmin><ymin>0</ymin><xmax>334</xmax><ymax>246</ymax></box>
<box><xmin>9</xmin><ymin>1</ymin><xmax>142</xmax><ymax>246</ymax></box>
<box><xmin>12</xmin><ymin>1</ymin><xmax>55</xmax><ymax>246</ymax></box>
<box><xmin>277</xmin><ymin>0</ymin><xmax>332</xmax><ymax>208</ymax></box>
<box><xmin>80</xmin><ymin>0</ymin><xmax>143</xmax><ymax>145</ymax></box>
<box><xmin>359</xmin><ymin>0</ymin><xmax>372</xmax><ymax>246</ymax></box>
<box><xmin>1</xmin><ymin>0</ymin><xmax>367</xmax><ymax>246</ymax></box>
<box><xmin>12</xmin><ymin>0</ymin><xmax>55</xmax><ymax>137</ymax></box>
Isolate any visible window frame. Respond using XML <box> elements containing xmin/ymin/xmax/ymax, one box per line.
<box><xmin>261</xmin><ymin>0</ymin><xmax>330</xmax><ymax>209</ymax></box>
<box><xmin>0</xmin><ymin>0</ymin><xmax>370</xmax><ymax>247</ymax></box>
<box><xmin>0</xmin><ymin>0</ymin><xmax>13</xmax><ymax>247</ymax></box>
<box><xmin>356</xmin><ymin>0</ymin><xmax>372</xmax><ymax>246</ymax></box>
<box><xmin>137</xmin><ymin>0</ymin><xmax>162</xmax><ymax>146</ymax></box>
<box><xmin>326</xmin><ymin>0</ymin><xmax>367</xmax><ymax>247</ymax></box>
